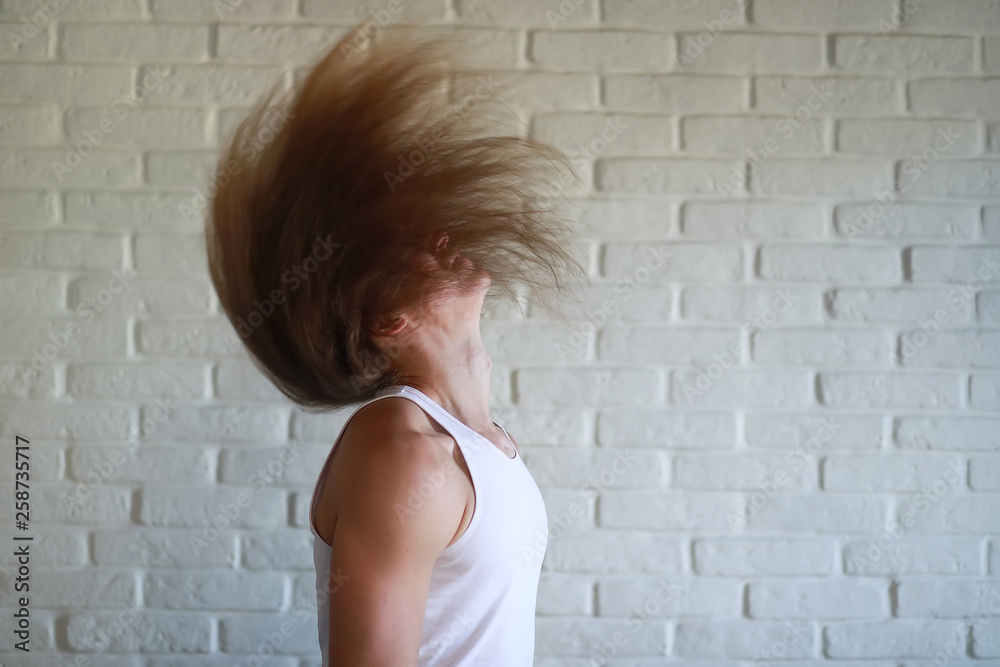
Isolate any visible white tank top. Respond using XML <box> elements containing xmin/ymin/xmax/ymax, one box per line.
<box><xmin>308</xmin><ymin>384</ymin><xmax>549</xmax><ymax>666</ymax></box>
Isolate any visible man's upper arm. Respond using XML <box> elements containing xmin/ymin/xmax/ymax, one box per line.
<box><xmin>324</xmin><ymin>423</ymin><xmax>464</xmax><ymax>664</ymax></box>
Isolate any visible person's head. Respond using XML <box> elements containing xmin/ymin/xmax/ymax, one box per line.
<box><xmin>205</xmin><ymin>22</ymin><xmax>587</xmax><ymax>411</ymax></box>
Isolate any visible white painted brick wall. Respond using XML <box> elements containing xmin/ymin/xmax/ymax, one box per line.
<box><xmin>0</xmin><ymin>0</ymin><xmax>998</xmax><ymax>664</ymax></box>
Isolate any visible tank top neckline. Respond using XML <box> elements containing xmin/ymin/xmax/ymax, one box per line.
<box><xmin>380</xmin><ymin>384</ymin><xmax>519</xmax><ymax>462</ymax></box>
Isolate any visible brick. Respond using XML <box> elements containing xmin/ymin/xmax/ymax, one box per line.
<box><xmin>14</xmin><ymin>483</ymin><xmax>131</xmax><ymax>525</ymax></box>
<box><xmin>0</xmin><ymin>316</ymin><xmax>127</xmax><ymax>362</ymax></box>
<box><xmin>151</xmin><ymin>0</ymin><xmax>297</xmax><ymax>21</ymax></box>
<box><xmin>0</xmin><ymin>361</ymin><xmax>57</xmax><ymax>399</ymax></box>
<box><xmin>603</xmin><ymin>0</ymin><xmax>747</xmax><ymax>29</ymax></box>
<box><xmin>536</xmin><ymin>573</ymin><xmax>591</xmax><ymax>615</ymax></box>
<box><xmin>242</xmin><ymin>528</ymin><xmax>315</xmax><ymax>570</ymax></box>
<box><xmin>898</xmin><ymin>330</ymin><xmax>1000</xmax><ymax>367</ymax></box>
<box><xmin>66</xmin><ymin>612</ymin><xmax>211</xmax><ymax>653</ymax></box>
<box><xmin>136</xmin><ymin>403</ymin><xmax>288</xmax><ymax>443</ymax></box>
<box><xmin>843</xmin><ymin>538</ymin><xmax>981</xmax><ymax>576</ymax></box>
<box><xmin>604</xmin><ymin>74</ymin><xmax>744</xmax><ymax>113</ymax></box>
<box><xmin>818</xmin><ymin>372</ymin><xmax>962</xmax><ymax>409</ymax></box>
<box><xmin>0</xmin><ymin>402</ymin><xmax>133</xmax><ymax>440</ymax></box>
<box><xmin>901</xmin><ymin>160</ymin><xmax>1000</xmax><ymax>199</ymax></box>
<box><xmin>136</xmin><ymin>319</ymin><xmax>245</xmax><ymax>358</ymax></box>
<box><xmin>217</xmin><ymin>25</ymin><xmax>344</xmax><ymax>63</ymax></box>
<box><xmin>458</xmin><ymin>71</ymin><xmax>597</xmax><ymax>110</ymax></box>
<box><xmin>681</xmin><ymin>285</ymin><xmax>822</xmax><ymax>323</ymax></box>
<box><xmin>0</xmin><ymin>19</ymin><xmax>50</xmax><ymax>59</ymax></box>
<box><xmin>603</xmin><ymin>242</ymin><xmax>741</xmax><ymax>282</ymax></box>
<box><xmin>133</xmin><ymin>233</ymin><xmax>207</xmax><ymax>274</ymax></box>
<box><xmin>456</xmin><ymin>0</ymin><xmax>596</xmax><ymax>28</ymax></box>
<box><xmin>145</xmin><ymin>150</ymin><xmax>218</xmax><ymax>188</ymax></box>
<box><xmin>834</xmin><ymin>35</ymin><xmax>974</xmax><ymax>73</ymax></box>
<box><xmin>138</xmin><ymin>485</ymin><xmax>287</xmax><ymax>528</ymax></box>
<box><xmin>530</xmin><ymin>30</ymin><xmax>672</xmax><ymax>70</ymax></box>
<box><xmin>755</xmin><ymin>76</ymin><xmax>901</xmax><ymax>116</ymax></box>
<box><xmin>219</xmin><ymin>444</ymin><xmax>326</xmax><ymax>486</ymax></box>
<box><xmin>693</xmin><ymin>538</ymin><xmax>836</xmax><ymax>576</ymax></box>
<box><xmin>683</xmin><ymin>202</ymin><xmax>821</xmax><ymax>239</ymax></box>
<box><xmin>737</xmin><ymin>494</ymin><xmax>888</xmax><ymax>534</ymax></box>
<box><xmin>69</xmin><ymin>277</ymin><xmax>212</xmax><ymax>315</ymax></box>
<box><xmin>65</xmin><ymin>107</ymin><xmax>208</xmax><ymax>148</ymax></box>
<box><xmin>145</xmin><ymin>571</ymin><xmax>284</xmax><ymax>610</ymax></box>
<box><xmin>570</xmin><ymin>198</ymin><xmax>673</xmax><ymax>239</ymax></box>
<box><xmin>981</xmin><ymin>290</ymin><xmax>1000</xmax><ymax>323</ymax></box>
<box><xmin>684</xmin><ymin>115</ymin><xmax>824</xmax><ymax>158</ymax></box>
<box><xmin>823</xmin><ymin>455</ymin><xmax>966</xmax><ymax>492</ymax></box>
<box><xmin>0</xmin><ymin>274</ymin><xmax>64</xmax><ymax>311</ymax></box>
<box><xmin>753</xmin><ymin>329</ymin><xmax>894</xmax><ymax>367</ymax></box>
<box><xmin>514</xmin><ymin>367</ymin><xmax>663</xmax><ymax>407</ymax></box>
<box><xmin>834</xmin><ymin>202</ymin><xmax>978</xmax><ymax>240</ymax></box>
<box><xmin>597</xmin><ymin>409</ymin><xmax>735</xmax><ymax>449</ymax></box>
<box><xmin>486</xmin><ymin>322</ymin><xmax>591</xmax><ymax>363</ymax></box>
<box><xmin>894</xmin><ymin>496</ymin><xmax>1000</xmax><ymax>534</ymax></box>
<box><xmin>911</xmin><ymin>247</ymin><xmax>1000</xmax><ymax>284</ymax></box>
<box><xmin>0</xmin><ymin>105</ymin><xmax>60</xmax><ymax>145</ymax></box>
<box><xmin>825</xmin><ymin>621</ymin><xmax>967</xmax><ymax>659</ymax></box>
<box><xmin>65</xmin><ymin>192</ymin><xmax>199</xmax><ymax>230</ymax></box>
<box><xmin>599</xmin><ymin>325</ymin><xmax>741</xmax><ymax>365</ymax></box>
<box><xmin>1</xmin><ymin>571</ymin><xmax>137</xmax><ymax>609</ymax></box>
<box><xmin>748</xmin><ymin>579</ymin><xmax>886</xmax><ymax>619</ymax></box>
<box><xmin>828</xmin><ymin>288</ymin><xmax>972</xmax><ymax>324</ymax></box>
<box><xmin>545</xmin><ymin>530</ymin><xmax>684</xmax><ymax>573</ymax></box>
<box><xmin>901</xmin><ymin>580</ymin><xmax>1000</xmax><ymax>619</ymax></box>
<box><xmin>674</xmin><ymin>619</ymin><xmax>815</xmax><ymax>659</ymax></box>
<box><xmin>678</xmin><ymin>33</ymin><xmax>822</xmax><ymax>73</ymax></box>
<box><xmin>673</xmin><ymin>452</ymin><xmax>814</xmax><ymax>491</ymax></box>
<box><xmin>597</xmin><ymin>157</ymin><xmax>740</xmax><ymax>195</ymax></box>
<box><xmin>1</xmin><ymin>147</ymin><xmax>140</xmax><ymax>187</ymax></box>
<box><xmin>556</xmin><ymin>283</ymin><xmax>673</xmax><ymax>325</ymax></box>
<box><xmin>896</xmin><ymin>417</ymin><xmax>1000</xmax><ymax>451</ymax></box>
<box><xmin>0</xmin><ymin>190</ymin><xmax>55</xmax><ymax>226</ymax></box>
<box><xmin>900</xmin><ymin>0</ymin><xmax>1000</xmax><ymax>32</ymax></box>
<box><xmin>144</xmin><ymin>64</ymin><xmax>285</xmax><ymax>105</ymax></box>
<box><xmin>0</xmin><ymin>64</ymin><xmax>133</xmax><ymax>104</ymax></box>
<box><xmin>536</xmin><ymin>617</ymin><xmax>668</xmax><ymax>655</ymax></box>
<box><xmin>751</xmin><ymin>159</ymin><xmax>893</xmax><ymax>197</ymax></box>
<box><xmin>214</xmin><ymin>359</ymin><xmax>289</xmax><ymax>402</ymax></box>
<box><xmin>533</xmin><ymin>113</ymin><xmax>673</xmax><ymax>157</ymax></box>
<box><xmin>597</xmin><ymin>576</ymin><xmax>742</xmax><ymax>617</ymax></box>
<box><xmin>68</xmin><ymin>444</ymin><xmax>213</xmax><ymax>483</ymax></box>
<box><xmin>672</xmin><ymin>369</ymin><xmax>813</xmax><ymax>408</ymax></box>
<box><xmin>971</xmin><ymin>374</ymin><xmax>1000</xmax><ymax>410</ymax></box>
<box><xmin>744</xmin><ymin>413</ymin><xmax>882</xmax><ymax>451</ymax></box>
<box><xmin>93</xmin><ymin>528</ymin><xmax>236</xmax><ymax>568</ymax></box>
<box><xmin>753</xmin><ymin>0</ymin><xmax>894</xmax><ymax>29</ymax></box>
<box><xmin>60</xmin><ymin>23</ymin><xmax>209</xmax><ymax>61</ymax></box>
<box><xmin>219</xmin><ymin>613</ymin><xmax>335</xmax><ymax>654</ymax></box>
<box><xmin>601</xmin><ymin>490</ymin><xmax>741</xmax><ymax>531</ymax></box>
<box><xmin>759</xmin><ymin>245</ymin><xmax>901</xmax><ymax>283</ymax></box>
<box><xmin>8</xmin><ymin>0</ymin><xmax>145</xmax><ymax>21</ymax></box>
<box><xmin>837</xmin><ymin>119</ymin><xmax>977</xmax><ymax>156</ymax></box>
<box><xmin>910</xmin><ymin>78</ymin><xmax>1000</xmax><ymax>116</ymax></box>
<box><xmin>521</xmin><ymin>448</ymin><xmax>664</xmax><ymax>488</ymax></box>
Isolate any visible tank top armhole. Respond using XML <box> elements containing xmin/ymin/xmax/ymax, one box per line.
<box><xmin>383</xmin><ymin>390</ymin><xmax>485</xmax><ymax>561</ymax></box>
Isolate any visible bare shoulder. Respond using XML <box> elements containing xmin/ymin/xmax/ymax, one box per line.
<box><xmin>323</xmin><ymin>396</ymin><xmax>466</xmax><ymax>544</ymax></box>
